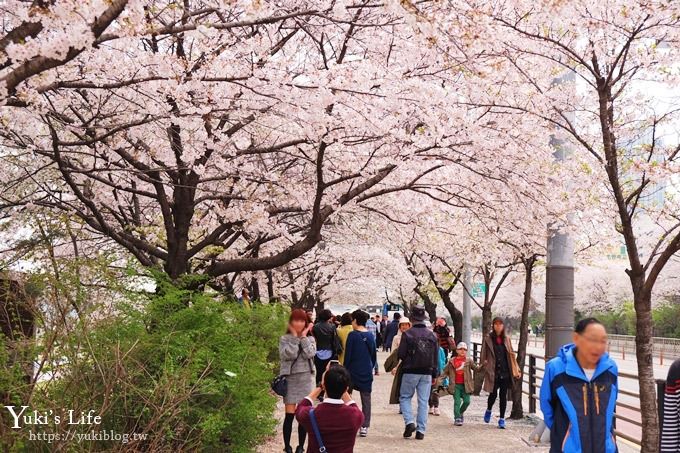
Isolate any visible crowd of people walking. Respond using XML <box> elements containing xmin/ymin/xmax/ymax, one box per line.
<box><xmin>276</xmin><ymin>305</ymin><xmax>654</xmax><ymax>453</ymax></box>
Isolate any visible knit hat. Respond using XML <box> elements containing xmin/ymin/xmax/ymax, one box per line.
<box><xmin>456</xmin><ymin>342</ymin><xmax>468</xmax><ymax>350</ymax></box>
<box><xmin>398</xmin><ymin>317</ymin><xmax>411</xmax><ymax>325</ymax></box>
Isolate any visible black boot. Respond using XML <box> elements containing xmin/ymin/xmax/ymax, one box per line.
<box><xmin>284</xmin><ymin>447</ymin><xmax>293</xmax><ymax>453</ymax></box>
<box><xmin>295</xmin><ymin>447</ymin><xmax>304</xmax><ymax>453</ymax></box>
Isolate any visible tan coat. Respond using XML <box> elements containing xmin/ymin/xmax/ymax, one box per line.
<box><xmin>391</xmin><ymin>332</ymin><xmax>402</xmax><ymax>351</ymax></box>
<box><xmin>440</xmin><ymin>356</ymin><xmax>482</xmax><ymax>394</ymax></box>
<box><xmin>384</xmin><ymin>349</ymin><xmax>403</xmax><ymax>405</ymax></box>
<box><xmin>480</xmin><ymin>333</ymin><xmax>520</xmax><ymax>393</ymax></box>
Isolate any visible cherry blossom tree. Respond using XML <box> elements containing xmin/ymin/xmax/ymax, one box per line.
<box><xmin>1</xmin><ymin>1</ymin><xmax>479</xmax><ymax>287</ymax></box>
<box><xmin>400</xmin><ymin>1</ymin><xmax>680</xmax><ymax>448</ymax></box>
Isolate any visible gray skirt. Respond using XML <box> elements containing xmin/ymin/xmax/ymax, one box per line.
<box><xmin>284</xmin><ymin>371</ymin><xmax>314</xmax><ymax>405</ymax></box>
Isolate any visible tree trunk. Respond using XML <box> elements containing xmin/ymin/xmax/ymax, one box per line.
<box><xmin>481</xmin><ymin>305</ymin><xmax>492</xmax><ymax>339</ymax></box>
<box><xmin>473</xmin><ymin>305</ymin><xmax>493</xmax><ymax>394</ymax></box>
<box><xmin>441</xmin><ymin>292</ymin><xmax>463</xmax><ymax>344</ymax></box>
<box><xmin>266</xmin><ymin>270</ymin><xmax>277</xmax><ymax>302</ymax></box>
<box><xmin>314</xmin><ymin>297</ymin><xmax>325</xmax><ymax>315</ymax></box>
<box><xmin>0</xmin><ymin>275</ymin><xmax>35</xmax><ymax>398</ymax></box>
<box><xmin>250</xmin><ymin>276</ymin><xmax>260</xmax><ymax>303</ymax></box>
<box><xmin>423</xmin><ymin>295</ymin><xmax>437</xmax><ymax>323</ymax></box>
<box><xmin>510</xmin><ymin>257</ymin><xmax>534</xmax><ymax>419</ymax></box>
<box><xmin>414</xmin><ymin>286</ymin><xmax>437</xmax><ymax>323</ymax></box>
<box><xmin>633</xmin><ymin>287</ymin><xmax>658</xmax><ymax>453</ymax></box>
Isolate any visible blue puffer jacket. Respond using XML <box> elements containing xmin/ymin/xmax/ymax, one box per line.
<box><xmin>540</xmin><ymin>343</ymin><xmax>618</xmax><ymax>453</ymax></box>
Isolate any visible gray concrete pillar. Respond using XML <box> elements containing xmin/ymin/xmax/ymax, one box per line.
<box><xmin>462</xmin><ymin>265</ymin><xmax>472</xmax><ymax>346</ymax></box>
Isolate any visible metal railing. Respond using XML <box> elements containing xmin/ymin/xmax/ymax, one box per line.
<box><xmin>472</xmin><ymin>331</ymin><xmax>680</xmax><ymax>365</ymax></box>
<box><xmin>471</xmin><ymin>341</ymin><xmax>668</xmax><ymax>448</ymax></box>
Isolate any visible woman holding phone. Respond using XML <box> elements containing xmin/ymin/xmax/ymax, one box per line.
<box><xmin>279</xmin><ymin>309</ymin><xmax>317</xmax><ymax>453</ymax></box>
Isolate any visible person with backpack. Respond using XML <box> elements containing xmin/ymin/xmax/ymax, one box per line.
<box><xmin>661</xmin><ymin>358</ymin><xmax>680</xmax><ymax>452</ymax></box>
<box><xmin>397</xmin><ymin>305</ymin><xmax>439</xmax><ymax>440</ymax></box>
<box><xmin>540</xmin><ymin>318</ymin><xmax>619</xmax><ymax>453</ymax></box>
<box><xmin>440</xmin><ymin>342</ymin><xmax>482</xmax><ymax>426</ymax></box>
<box><xmin>481</xmin><ymin>317</ymin><xmax>521</xmax><ymax>429</ymax></box>
<box><xmin>343</xmin><ymin>309</ymin><xmax>377</xmax><ymax>437</ymax></box>
<box><xmin>312</xmin><ymin>309</ymin><xmax>340</xmax><ymax>398</ymax></box>
<box><xmin>295</xmin><ymin>365</ymin><xmax>364</xmax><ymax>453</ymax></box>
<box><xmin>279</xmin><ymin>309</ymin><xmax>317</xmax><ymax>453</ymax></box>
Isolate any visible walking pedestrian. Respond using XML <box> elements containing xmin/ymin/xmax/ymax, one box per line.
<box><xmin>295</xmin><ymin>365</ymin><xmax>364</xmax><ymax>453</ymax></box>
<box><xmin>374</xmin><ymin>315</ymin><xmax>383</xmax><ymax>350</ymax></box>
<box><xmin>366</xmin><ymin>316</ymin><xmax>380</xmax><ymax>375</ymax></box>
<box><xmin>279</xmin><ymin>309</ymin><xmax>316</xmax><ymax>453</ymax></box>
<box><xmin>441</xmin><ymin>342</ymin><xmax>482</xmax><ymax>426</ymax></box>
<box><xmin>337</xmin><ymin>312</ymin><xmax>353</xmax><ymax>365</ymax></box>
<box><xmin>428</xmin><ymin>344</ymin><xmax>447</xmax><ymax>416</ymax></box>
<box><xmin>391</xmin><ymin>316</ymin><xmax>412</xmax><ymax>351</ymax></box>
<box><xmin>383</xmin><ymin>312</ymin><xmax>401</xmax><ymax>352</ymax></box>
<box><xmin>380</xmin><ymin>315</ymin><xmax>388</xmax><ymax>339</ymax></box>
<box><xmin>481</xmin><ymin>317</ymin><xmax>521</xmax><ymax>429</ymax></box>
<box><xmin>344</xmin><ymin>309</ymin><xmax>377</xmax><ymax>438</ymax></box>
<box><xmin>312</xmin><ymin>309</ymin><xmax>339</xmax><ymax>398</ymax></box>
<box><xmin>540</xmin><ymin>318</ymin><xmax>619</xmax><ymax>453</ymax></box>
<box><xmin>661</xmin><ymin>358</ymin><xmax>680</xmax><ymax>452</ymax></box>
<box><xmin>384</xmin><ymin>317</ymin><xmax>411</xmax><ymax>410</ymax></box>
<box><xmin>433</xmin><ymin>317</ymin><xmax>453</xmax><ymax>357</ymax></box>
<box><xmin>397</xmin><ymin>305</ymin><xmax>439</xmax><ymax>440</ymax></box>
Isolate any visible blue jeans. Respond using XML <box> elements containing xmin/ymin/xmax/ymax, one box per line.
<box><xmin>399</xmin><ymin>373</ymin><xmax>432</xmax><ymax>433</ymax></box>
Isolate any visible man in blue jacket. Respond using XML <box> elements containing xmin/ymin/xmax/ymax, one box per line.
<box><xmin>540</xmin><ymin>318</ymin><xmax>618</xmax><ymax>453</ymax></box>
<box><xmin>383</xmin><ymin>312</ymin><xmax>401</xmax><ymax>352</ymax></box>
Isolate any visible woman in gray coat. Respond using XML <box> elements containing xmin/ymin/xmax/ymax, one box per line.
<box><xmin>279</xmin><ymin>309</ymin><xmax>316</xmax><ymax>453</ymax></box>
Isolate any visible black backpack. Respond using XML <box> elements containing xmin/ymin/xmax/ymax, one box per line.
<box><xmin>406</xmin><ymin>331</ymin><xmax>438</xmax><ymax>370</ymax></box>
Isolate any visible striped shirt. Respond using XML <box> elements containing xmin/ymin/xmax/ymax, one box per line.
<box><xmin>661</xmin><ymin>359</ymin><xmax>680</xmax><ymax>453</ymax></box>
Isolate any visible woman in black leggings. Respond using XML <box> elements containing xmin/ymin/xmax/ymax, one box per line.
<box><xmin>480</xmin><ymin>317</ymin><xmax>517</xmax><ymax>429</ymax></box>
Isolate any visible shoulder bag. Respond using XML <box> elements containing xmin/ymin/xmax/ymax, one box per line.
<box><xmin>309</xmin><ymin>408</ymin><xmax>328</xmax><ymax>453</ymax></box>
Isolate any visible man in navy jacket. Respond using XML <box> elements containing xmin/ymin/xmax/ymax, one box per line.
<box><xmin>540</xmin><ymin>318</ymin><xmax>619</xmax><ymax>453</ymax></box>
<box><xmin>382</xmin><ymin>312</ymin><xmax>401</xmax><ymax>352</ymax></box>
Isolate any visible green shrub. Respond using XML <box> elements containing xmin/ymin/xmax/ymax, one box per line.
<box><xmin>12</xmin><ymin>274</ymin><xmax>288</xmax><ymax>452</ymax></box>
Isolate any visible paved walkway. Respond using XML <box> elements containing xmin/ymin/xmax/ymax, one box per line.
<box><xmin>259</xmin><ymin>352</ymin><xmax>548</xmax><ymax>453</ymax></box>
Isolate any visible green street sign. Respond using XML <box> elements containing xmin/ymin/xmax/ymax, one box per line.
<box><xmin>472</xmin><ymin>282</ymin><xmax>486</xmax><ymax>298</ymax></box>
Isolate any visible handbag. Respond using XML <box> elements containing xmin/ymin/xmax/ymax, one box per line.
<box><xmin>510</xmin><ymin>353</ymin><xmax>521</xmax><ymax>379</ymax></box>
<box><xmin>309</xmin><ymin>408</ymin><xmax>327</xmax><ymax>453</ymax></box>
<box><xmin>271</xmin><ymin>374</ymin><xmax>288</xmax><ymax>397</ymax></box>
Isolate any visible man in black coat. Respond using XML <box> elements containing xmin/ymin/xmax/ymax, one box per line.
<box><xmin>382</xmin><ymin>312</ymin><xmax>402</xmax><ymax>352</ymax></box>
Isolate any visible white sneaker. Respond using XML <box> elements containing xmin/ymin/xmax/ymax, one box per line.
<box><xmin>359</xmin><ymin>427</ymin><xmax>368</xmax><ymax>437</ymax></box>
<box><xmin>429</xmin><ymin>408</ymin><xmax>434</xmax><ymax>415</ymax></box>
<box><xmin>433</xmin><ymin>407</ymin><xmax>441</xmax><ymax>416</ymax></box>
